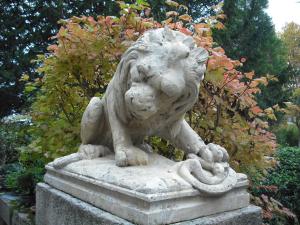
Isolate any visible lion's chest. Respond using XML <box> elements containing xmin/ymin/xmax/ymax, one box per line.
<box><xmin>127</xmin><ymin>111</ymin><xmax>180</xmax><ymax>137</ymax></box>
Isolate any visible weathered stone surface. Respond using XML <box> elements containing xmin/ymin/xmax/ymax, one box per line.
<box><xmin>43</xmin><ymin>154</ymin><xmax>250</xmax><ymax>225</ymax></box>
<box><xmin>0</xmin><ymin>193</ymin><xmax>32</xmax><ymax>225</ymax></box>
<box><xmin>0</xmin><ymin>193</ymin><xmax>19</xmax><ymax>225</ymax></box>
<box><xmin>36</xmin><ymin>183</ymin><xmax>261</xmax><ymax>225</ymax></box>
<box><xmin>174</xmin><ymin>205</ymin><xmax>262</xmax><ymax>225</ymax></box>
<box><xmin>11</xmin><ymin>213</ymin><xmax>31</xmax><ymax>225</ymax></box>
<box><xmin>0</xmin><ymin>217</ymin><xmax>6</xmax><ymax>225</ymax></box>
<box><xmin>49</xmin><ymin>153</ymin><xmax>239</xmax><ymax>195</ymax></box>
<box><xmin>36</xmin><ymin>183</ymin><xmax>132</xmax><ymax>225</ymax></box>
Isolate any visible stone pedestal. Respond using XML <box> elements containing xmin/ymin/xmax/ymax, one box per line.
<box><xmin>35</xmin><ymin>154</ymin><xmax>261</xmax><ymax>225</ymax></box>
<box><xmin>36</xmin><ymin>183</ymin><xmax>261</xmax><ymax>225</ymax></box>
<box><xmin>0</xmin><ymin>193</ymin><xmax>32</xmax><ymax>225</ymax></box>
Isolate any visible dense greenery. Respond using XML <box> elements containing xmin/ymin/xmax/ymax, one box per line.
<box><xmin>0</xmin><ymin>115</ymin><xmax>30</xmax><ymax>166</ymax></box>
<box><xmin>252</xmin><ymin>147</ymin><xmax>300</xmax><ymax>224</ymax></box>
<box><xmin>0</xmin><ymin>0</ymin><xmax>122</xmax><ymax>117</ymax></box>
<box><xmin>279</xmin><ymin>23</ymin><xmax>300</xmax><ymax>147</ymax></box>
<box><xmin>0</xmin><ymin>115</ymin><xmax>43</xmax><ymax>207</ymax></box>
<box><xmin>267</xmin><ymin>147</ymin><xmax>300</xmax><ymax>217</ymax></box>
<box><xmin>275</xmin><ymin>123</ymin><xmax>300</xmax><ymax>147</ymax></box>
<box><xmin>213</xmin><ymin>0</ymin><xmax>283</xmax><ymax>75</ymax></box>
<box><xmin>148</xmin><ymin>0</ymin><xmax>222</xmax><ymax>21</ymax></box>
<box><xmin>212</xmin><ymin>0</ymin><xmax>289</xmax><ymax>109</ymax></box>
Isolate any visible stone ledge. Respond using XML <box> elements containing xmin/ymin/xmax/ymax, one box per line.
<box><xmin>44</xmin><ymin>154</ymin><xmax>250</xmax><ymax>225</ymax></box>
<box><xmin>36</xmin><ymin>183</ymin><xmax>262</xmax><ymax>225</ymax></box>
<box><xmin>0</xmin><ymin>193</ymin><xmax>32</xmax><ymax>225</ymax></box>
<box><xmin>36</xmin><ymin>183</ymin><xmax>131</xmax><ymax>225</ymax></box>
<box><xmin>0</xmin><ymin>193</ymin><xmax>18</xmax><ymax>225</ymax></box>
<box><xmin>174</xmin><ymin>205</ymin><xmax>262</xmax><ymax>225</ymax></box>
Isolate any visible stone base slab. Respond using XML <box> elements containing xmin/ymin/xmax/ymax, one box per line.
<box><xmin>0</xmin><ymin>193</ymin><xmax>32</xmax><ymax>225</ymax></box>
<box><xmin>36</xmin><ymin>183</ymin><xmax>262</xmax><ymax>225</ymax></box>
<box><xmin>44</xmin><ymin>154</ymin><xmax>250</xmax><ymax>225</ymax></box>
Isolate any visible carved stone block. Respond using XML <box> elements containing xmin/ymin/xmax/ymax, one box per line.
<box><xmin>42</xmin><ymin>154</ymin><xmax>250</xmax><ymax>225</ymax></box>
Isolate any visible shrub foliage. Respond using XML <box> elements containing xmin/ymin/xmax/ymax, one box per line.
<box><xmin>23</xmin><ymin>1</ymin><xmax>277</xmax><ymax>176</ymax></box>
<box><xmin>252</xmin><ymin>147</ymin><xmax>300</xmax><ymax>224</ymax></box>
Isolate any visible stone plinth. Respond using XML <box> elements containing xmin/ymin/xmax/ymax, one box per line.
<box><xmin>40</xmin><ymin>154</ymin><xmax>252</xmax><ymax>225</ymax></box>
<box><xmin>36</xmin><ymin>183</ymin><xmax>261</xmax><ymax>225</ymax></box>
<box><xmin>0</xmin><ymin>193</ymin><xmax>32</xmax><ymax>225</ymax></box>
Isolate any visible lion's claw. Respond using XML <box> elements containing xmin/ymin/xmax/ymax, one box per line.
<box><xmin>207</xmin><ymin>143</ymin><xmax>229</xmax><ymax>162</ymax></box>
<box><xmin>115</xmin><ymin>151</ymin><xmax>128</xmax><ymax>167</ymax></box>
<box><xmin>115</xmin><ymin>146</ymin><xmax>149</xmax><ymax>167</ymax></box>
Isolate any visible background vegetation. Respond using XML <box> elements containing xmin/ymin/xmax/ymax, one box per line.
<box><xmin>0</xmin><ymin>0</ymin><xmax>299</xmax><ymax>224</ymax></box>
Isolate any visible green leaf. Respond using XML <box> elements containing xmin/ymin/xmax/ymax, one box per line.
<box><xmin>205</xmin><ymin>68</ymin><xmax>224</xmax><ymax>84</ymax></box>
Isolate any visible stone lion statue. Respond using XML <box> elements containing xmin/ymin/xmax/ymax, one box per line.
<box><xmin>52</xmin><ymin>27</ymin><xmax>234</xmax><ymax>190</ymax></box>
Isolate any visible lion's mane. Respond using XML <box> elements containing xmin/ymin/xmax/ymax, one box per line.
<box><xmin>106</xmin><ymin>27</ymin><xmax>208</xmax><ymax>126</ymax></box>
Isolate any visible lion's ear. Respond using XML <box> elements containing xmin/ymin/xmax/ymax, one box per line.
<box><xmin>190</xmin><ymin>47</ymin><xmax>209</xmax><ymax>64</ymax></box>
<box><xmin>182</xmin><ymin>36</ymin><xmax>195</xmax><ymax>49</ymax></box>
<box><xmin>163</xmin><ymin>26</ymin><xmax>175</xmax><ymax>41</ymax></box>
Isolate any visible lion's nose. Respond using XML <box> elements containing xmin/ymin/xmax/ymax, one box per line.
<box><xmin>169</xmin><ymin>42</ymin><xmax>190</xmax><ymax>64</ymax></box>
<box><xmin>161</xmin><ymin>71</ymin><xmax>185</xmax><ymax>97</ymax></box>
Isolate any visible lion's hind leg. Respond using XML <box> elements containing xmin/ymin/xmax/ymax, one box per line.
<box><xmin>81</xmin><ymin>97</ymin><xmax>107</xmax><ymax>145</ymax></box>
<box><xmin>80</xmin><ymin>96</ymin><xmax>112</xmax><ymax>158</ymax></box>
<box><xmin>52</xmin><ymin>97</ymin><xmax>112</xmax><ymax>169</ymax></box>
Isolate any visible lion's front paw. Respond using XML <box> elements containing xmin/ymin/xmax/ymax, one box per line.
<box><xmin>115</xmin><ymin>146</ymin><xmax>149</xmax><ymax>167</ymax></box>
<box><xmin>207</xmin><ymin>143</ymin><xmax>229</xmax><ymax>162</ymax></box>
<box><xmin>188</xmin><ymin>142</ymin><xmax>229</xmax><ymax>175</ymax></box>
<box><xmin>79</xmin><ymin>144</ymin><xmax>111</xmax><ymax>160</ymax></box>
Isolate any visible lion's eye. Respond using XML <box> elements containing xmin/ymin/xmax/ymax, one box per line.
<box><xmin>143</xmin><ymin>73</ymin><xmax>155</xmax><ymax>82</ymax></box>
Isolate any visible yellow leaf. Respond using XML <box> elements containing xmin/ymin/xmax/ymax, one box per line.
<box><xmin>214</xmin><ymin>22</ymin><xmax>224</xmax><ymax>30</ymax></box>
<box><xmin>245</xmin><ymin>71</ymin><xmax>254</xmax><ymax>79</ymax></box>
<box><xmin>253</xmin><ymin>77</ymin><xmax>268</xmax><ymax>86</ymax></box>
<box><xmin>179</xmin><ymin>14</ymin><xmax>192</xmax><ymax>22</ymax></box>
<box><xmin>20</xmin><ymin>74</ymin><xmax>29</xmax><ymax>81</ymax></box>
<box><xmin>162</xmin><ymin>17</ymin><xmax>173</xmax><ymax>25</ymax></box>
<box><xmin>264</xmin><ymin>107</ymin><xmax>274</xmax><ymax>114</ymax></box>
<box><xmin>166</xmin><ymin>11</ymin><xmax>179</xmax><ymax>17</ymax></box>
<box><xmin>217</xmin><ymin>14</ymin><xmax>226</xmax><ymax>20</ymax></box>
<box><xmin>272</xmin><ymin>104</ymin><xmax>280</xmax><ymax>111</ymax></box>
<box><xmin>264</xmin><ymin>107</ymin><xmax>277</xmax><ymax>120</ymax></box>
<box><xmin>165</xmin><ymin>0</ymin><xmax>179</xmax><ymax>7</ymax></box>
<box><xmin>266</xmin><ymin>74</ymin><xmax>279</xmax><ymax>82</ymax></box>
<box><xmin>179</xmin><ymin>4</ymin><xmax>188</xmax><ymax>12</ymax></box>
<box><xmin>205</xmin><ymin>68</ymin><xmax>225</xmax><ymax>84</ymax></box>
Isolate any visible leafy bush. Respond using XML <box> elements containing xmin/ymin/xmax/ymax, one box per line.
<box><xmin>20</xmin><ymin>1</ymin><xmax>278</xmax><ymax>178</ymax></box>
<box><xmin>2</xmin><ymin>156</ymin><xmax>45</xmax><ymax>207</ymax></box>
<box><xmin>275</xmin><ymin>123</ymin><xmax>299</xmax><ymax>147</ymax></box>
<box><xmin>267</xmin><ymin>147</ymin><xmax>300</xmax><ymax>217</ymax></box>
<box><xmin>275</xmin><ymin>88</ymin><xmax>300</xmax><ymax>147</ymax></box>
<box><xmin>0</xmin><ymin>114</ymin><xmax>31</xmax><ymax>166</ymax></box>
<box><xmin>252</xmin><ymin>147</ymin><xmax>300</xmax><ymax>224</ymax></box>
<box><xmin>0</xmin><ymin>114</ymin><xmax>43</xmax><ymax>209</ymax></box>
<box><xmin>5</xmin><ymin>162</ymin><xmax>45</xmax><ymax>196</ymax></box>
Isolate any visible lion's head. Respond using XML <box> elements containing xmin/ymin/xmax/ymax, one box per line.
<box><xmin>111</xmin><ymin>27</ymin><xmax>208</xmax><ymax>123</ymax></box>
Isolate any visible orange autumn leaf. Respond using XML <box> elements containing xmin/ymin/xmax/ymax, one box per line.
<box><xmin>178</xmin><ymin>27</ymin><xmax>193</xmax><ymax>35</ymax></box>
<box><xmin>251</xmin><ymin>106</ymin><xmax>263</xmax><ymax>115</ymax></box>
<box><xmin>179</xmin><ymin>14</ymin><xmax>192</xmax><ymax>22</ymax></box>
<box><xmin>214</xmin><ymin>22</ymin><xmax>225</xmax><ymax>30</ymax></box>
<box><xmin>245</xmin><ymin>71</ymin><xmax>254</xmax><ymax>79</ymax></box>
